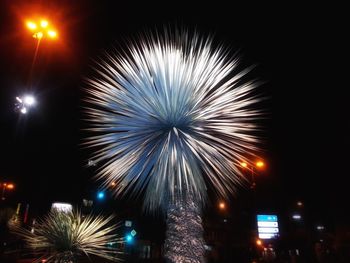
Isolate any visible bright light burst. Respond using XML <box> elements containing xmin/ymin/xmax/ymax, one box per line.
<box><xmin>85</xmin><ymin>30</ymin><xmax>262</xmax><ymax>211</ymax></box>
<box><xmin>15</xmin><ymin>211</ymin><xmax>122</xmax><ymax>262</ymax></box>
<box><xmin>15</xmin><ymin>94</ymin><xmax>36</xmax><ymax>114</ymax></box>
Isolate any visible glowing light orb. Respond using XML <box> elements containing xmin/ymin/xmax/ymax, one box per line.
<box><xmin>15</xmin><ymin>94</ymin><xmax>36</xmax><ymax>114</ymax></box>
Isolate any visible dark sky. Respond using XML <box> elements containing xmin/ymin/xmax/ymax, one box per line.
<box><xmin>0</xmin><ymin>1</ymin><xmax>348</xmax><ymax>223</ymax></box>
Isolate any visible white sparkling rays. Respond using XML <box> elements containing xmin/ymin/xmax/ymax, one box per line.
<box><xmin>85</xmin><ymin>32</ymin><xmax>262</xmax><ymax>211</ymax></box>
<box><xmin>14</xmin><ymin>210</ymin><xmax>122</xmax><ymax>262</ymax></box>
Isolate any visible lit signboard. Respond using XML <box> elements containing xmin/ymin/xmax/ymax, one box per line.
<box><xmin>51</xmin><ymin>202</ymin><xmax>73</xmax><ymax>213</ymax></box>
<box><xmin>257</xmin><ymin>214</ymin><xmax>279</xmax><ymax>239</ymax></box>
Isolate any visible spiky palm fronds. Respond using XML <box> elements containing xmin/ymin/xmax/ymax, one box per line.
<box><xmin>15</xmin><ymin>210</ymin><xmax>122</xmax><ymax>263</ymax></box>
<box><xmin>85</xmin><ymin>30</ymin><xmax>262</xmax><ymax>211</ymax></box>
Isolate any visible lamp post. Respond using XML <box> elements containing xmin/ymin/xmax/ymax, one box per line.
<box><xmin>25</xmin><ymin>18</ymin><xmax>58</xmax><ymax>87</ymax></box>
<box><xmin>240</xmin><ymin>160</ymin><xmax>265</xmax><ymax>189</ymax></box>
<box><xmin>0</xmin><ymin>182</ymin><xmax>15</xmax><ymax>200</ymax></box>
<box><xmin>239</xmin><ymin>160</ymin><xmax>266</xmax><ymax>261</ymax></box>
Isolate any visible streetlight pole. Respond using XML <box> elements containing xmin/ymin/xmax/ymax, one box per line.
<box><xmin>15</xmin><ymin>18</ymin><xmax>58</xmax><ymax>115</ymax></box>
<box><xmin>25</xmin><ymin>19</ymin><xmax>58</xmax><ymax>88</ymax></box>
<box><xmin>240</xmin><ymin>160</ymin><xmax>265</xmax><ymax>189</ymax></box>
<box><xmin>0</xmin><ymin>182</ymin><xmax>15</xmax><ymax>200</ymax></box>
<box><xmin>240</xmin><ymin>159</ymin><xmax>266</xmax><ymax>260</ymax></box>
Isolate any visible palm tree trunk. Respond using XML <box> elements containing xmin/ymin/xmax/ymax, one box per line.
<box><xmin>164</xmin><ymin>196</ymin><xmax>206</xmax><ymax>263</ymax></box>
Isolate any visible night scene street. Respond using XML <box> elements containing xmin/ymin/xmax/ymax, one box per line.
<box><xmin>0</xmin><ymin>1</ymin><xmax>348</xmax><ymax>263</ymax></box>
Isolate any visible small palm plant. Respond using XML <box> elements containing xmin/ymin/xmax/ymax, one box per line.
<box><xmin>15</xmin><ymin>210</ymin><xmax>122</xmax><ymax>263</ymax></box>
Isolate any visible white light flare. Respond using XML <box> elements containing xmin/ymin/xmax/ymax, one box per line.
<box><xmin>24</xmin><ymin>95</ymin><xmax>36</xmax><ymax>106</ymax></box>
<box><xmin>15</xmin><ymin>94</ymin><xmax>37</xmax><ymax>114</ymax></box>
<box><xmin>20</xmin><ymin>107</ymin><xmax>27</xmax><ymax>114</ymax></box>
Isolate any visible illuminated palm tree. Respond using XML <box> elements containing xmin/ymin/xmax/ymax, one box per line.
<box><xmin>85</xmin><ymin>30</ymin><xmax>262</xmax><ymax>262</ymax></box>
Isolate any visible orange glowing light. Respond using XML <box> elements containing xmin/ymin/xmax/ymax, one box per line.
<box><xmin>111</xmin><ymin>182</ymin><xmax>116</xmax><ymax>187</ymax></box>
<box><xmin>6</xmin><ymin>184</ymin><xmax>15</xmax><ymax>190</ymax></box>
<box><xmin>25</xmin><ymin>18</ymin><xmax>58</xmax><ymax>41</ymax></box>
<box><xmin>219</xmin><ymin>202</ymin><xmax>226</xmax><ymax>210</ymax></box>
<box><xmin>256</xmin><ymin>161</ymin><xmax>265</xmax><ymax>168</ymax></box>
<box><xmin>40</xmin><ymin>20</ymin><xmax>48</xmax><ymax>28</ymax></box>
<box><xmin>27</xmin><ymin>21</ymin><xmax>37</xmax><ymax>30</ymax></box>
<box><xmin>256</xmin><ymin>239</ymin><xmax>263</xmax><ymax>246</ymax></box>
<box><xmin>47</xmin><ymin>30</ymin><xmax>57</xmax><ymax>38</ymax></box>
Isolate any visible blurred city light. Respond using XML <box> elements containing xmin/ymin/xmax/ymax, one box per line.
<box><xmin>240</xmin><ymin>159</ymin><xmax>266</xmax><ymax>189</ymax></box>
<box><xmin>40</xmin><ymin>20</ymin><xmax>48</xmax><ymax>28</ymax></box>
<box><xmin>6</xmin><ymin>183</ymin><xmax>15</xmax><ymax>189</ymax></box>
<box><xmin>218</xmin><ymin>202</ymin><xmax>226</xmax><ymax>210</ymax></box>
<box><xmin>15</xmin><ymin>94</ymin><xmax>36</xmax><ymax>114</ymax></box>
<box><xmin>97</xmin><ymin>191</ymin><xmax>105</xmax><ymax>200</ymax></box>
<box><xmin>25</xmin><ymin>18</ymin><xmax>58</xmax><ymax>40</ymax></box>
<box><xmin>47</xmin><ymin>30</ymin><xmax>57</xmax><ymax>38</ymax></box>
<box><xmin>256</xmin><ymin>161</ymin><xmax>265</xmax><ymax>168</ymax></box>
<box><xmin>24</xmin><ymin>95</ymin><xmax>35</xmax><ymax>106</ymax></box>
<box><xmin>292</xmin><ymin>214</ymin><xmax>302</xmax><ymax>220</ymax></box>
<box><xmin>26</xmin><ymin>21</ymin><xmax>37</xmax><ymax>30</ymax></box>
<box><xmin>316</xmin><ymin>225</ymin><xmax>325</xmax><ymax>231</ymax></box>
<box><xmin>126</xmin><ymin>234</ymin><xmax>133</xmax><ymax>243</ymax></box>
<box><xmin>1</xmin><ymin>182</ymin><xmax>15</xmax><ymax>200</ymax></box>
<box><xmin>256</xmin><ymin>239</ymin><xmax>263</xmax><ymax>246</ymax></box>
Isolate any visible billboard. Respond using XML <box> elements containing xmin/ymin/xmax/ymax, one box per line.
<box><xmin>257</xmin><ymin>214</ymin><xmax>279</xmax><ymax>239</ymax></box>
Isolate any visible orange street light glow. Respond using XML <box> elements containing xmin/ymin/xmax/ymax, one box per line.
<box><xmin>47</xmin><ymin>30</ymin><xmax>57</xmax><ymax>38</ymax></box>
<box><xmin>40</xmin><ymin>20</ymin><xmax>48</xmax><ymax>28</ymax></box>
<box><xmin>256</xmin><ymin>239</ymin><xmax>263</xmax><ymax>246</ymax></box>
<box><xmin>27</xmin><ymin>21</ymin><xmax>37</xmax><ymax>30</ymax></box>
<box><xmin>111</xmin><ymin>182</ymin><xmax>116</xmax><ymax>187</ymax></box>
<box><xmin>219</xmin><ymin>202</ymin><xmax>226</xmax><ymax>210</ymax></box>
<box><xmin>25</xmin><ymin>18</ymin><xmax>58</xmax><ymax>40</ymax></box>
<box><xmin>7</xmin><ymin>184</ymin><xmax>15</xmax><ymax>190</ymax></box>
<box><xmin>256</xmin><ymin>161</ymin><xmax>265</xmax><ymax>168</ymax></box>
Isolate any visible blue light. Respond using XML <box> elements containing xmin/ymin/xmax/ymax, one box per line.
<box><xmin>126</xmin><ymin>234</ymin><xmax>133</xmax><ymax>243</ymax></box>
<box><xmin>97</xmin><ymin>191</ymin><xmax>105</xmax><ymax>200</ymax></box>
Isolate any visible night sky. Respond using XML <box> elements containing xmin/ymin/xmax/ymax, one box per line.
<box><xmin>0</xmin><ymin>1</ymin><xmax>348</xmax><ymax>224</ymax></box>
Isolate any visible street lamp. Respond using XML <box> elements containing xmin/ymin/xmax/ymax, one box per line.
<box><xmin>26</xmin><ymin>19</ymin><xmax>58</xmax><ymax>41</ymax></box>
<box><xmin>240</xmin><ymin>160</ymin><xmax>265</xmax><ymax>189</ymax></box>
<box><xmin>0</xmin><ymin>182</ymin><xmax>15</xmax><ymax>200</ymax></box>
<box><xmin>256</xmin><ymin>239</ymin><xmax>263</xmax><ymax>247</ymax></box>
<box><xmin>218</xmin><ymin>201</ymin><xmax>226</xmax><ymax>210</ymax></box>
<box><xmin>15</xmin><ymin>94</ymin><xmax>36</xmax><ymax>114</ymax></box>
<box><xmin>25</xmin><ymin>18</ymin><xmax>58</xmax><ymax>87</ymax></box>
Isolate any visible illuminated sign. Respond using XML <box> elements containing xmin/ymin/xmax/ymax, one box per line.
<box><xmin>51</xmin><ymin>202</ymin><xmax>73</xmax><ymax>213</ymax></box>
<box><xmin>257</xmin><ymin>214</ymin><xmax>279</xmax><ymax>239</ymax></box>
